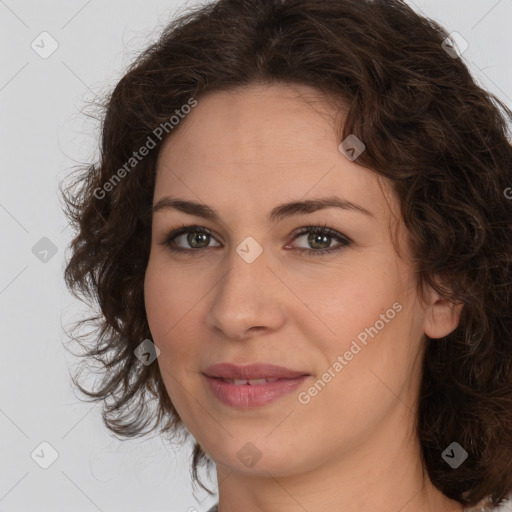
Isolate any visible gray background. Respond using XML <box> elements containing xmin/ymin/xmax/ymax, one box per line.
<box><xmin>1</xmin><ymin>0</ymin><xmax>511</xmax><ymax>511</ymax></box>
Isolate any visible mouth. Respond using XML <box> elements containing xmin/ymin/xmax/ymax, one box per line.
<box><xmin>202</xmin><ymin>362</ymin><xmax>310</xmax><ymax>408</ymax></box>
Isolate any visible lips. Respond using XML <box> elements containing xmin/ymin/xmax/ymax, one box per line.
<box><xmin>202</xmin><ymin>362</ymin><xmax>309</xmax><ymax>380</ymax></box>
<box><xmin>202</xmin><ymin>363</ymin><xmax>311</xmax><ymax>408</ymax></box>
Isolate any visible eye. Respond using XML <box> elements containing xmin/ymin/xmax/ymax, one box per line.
<box><xmin>158</xmin><ymin>224</ymin><xmax>221</xmax><ymax>256</ymax></box>
<box><xmin>288</xmin><ymin>223</ymin><xmax>352</xmax><ymax>256</ymax></box>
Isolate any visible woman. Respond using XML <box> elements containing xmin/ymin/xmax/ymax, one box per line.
<box><xmin>60</xmin><ymin>0</ymin><xmax>512</xmax><ymax>511</ymax></box>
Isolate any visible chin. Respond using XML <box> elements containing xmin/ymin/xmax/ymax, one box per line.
<box><xmin>211</xmin><ymin>443</ymin><xmax>309</xmax><ymax>478</ymax></box>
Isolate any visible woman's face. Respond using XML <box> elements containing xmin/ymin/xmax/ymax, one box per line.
<box><xmin>144</xmin><ymin>82</ymin><xmax>461</xmax><ymax>478</ymax></box>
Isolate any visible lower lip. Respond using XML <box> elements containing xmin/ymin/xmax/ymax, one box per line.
<box><xmin>204</xmin><ymin>375</ymin><xmax>309</xmax><ymax>408</ymax></box>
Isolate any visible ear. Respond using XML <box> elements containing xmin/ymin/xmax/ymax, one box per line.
<box><xmin>423</xmin><ymin>279</ymin><xmax>464</xmax><ymax>339</ymax></box>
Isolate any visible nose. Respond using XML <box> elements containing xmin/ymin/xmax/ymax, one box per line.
<box><xmin>205</xmin><ymin>243</ymin><xmax>287</xmax><ymax>340</ymax></box>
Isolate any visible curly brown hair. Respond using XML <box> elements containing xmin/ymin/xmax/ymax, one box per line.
<box><xmin>60</xmin><ymin>0</ymin><xmax>512</xmax><ymax>507</ymax></box>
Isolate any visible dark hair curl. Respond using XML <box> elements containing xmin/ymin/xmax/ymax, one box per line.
<box><xmin>60</xmin><ymin>0</ymin><xmax>512</xmax><ymax>507</ymax></box>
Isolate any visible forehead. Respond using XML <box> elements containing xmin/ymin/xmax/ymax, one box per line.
<box><xmin>157</xmin><ymin>82</ymin><xmax>340</xmax><ymax>167</ymax></box>
<box><xmin>154</xmin><ymin>83</ymin><xmax>397</xmax><ymax>225</ymax></box>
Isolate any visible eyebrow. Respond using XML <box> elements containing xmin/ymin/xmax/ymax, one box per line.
<box><xmin>152</xmin><ymin>195</ymin><xmax>375</xmax><ymax>222</ymax></box>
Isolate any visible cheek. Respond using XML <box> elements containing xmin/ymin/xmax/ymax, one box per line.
<box><xmin>143</xmin><ymin>264</ymin><xmax>198</xmax><ymax>406</ymax></box>
<box><xmin>301</xmin><ymin>256</ymin><xmax>399</xmax><ymax>340</ymax></box>
<box><xmin>304</xmin><ymin>257</ymin><xmax>414</xmax><ymax>392</ymax></box>
<box><xmin>143</xmin><ymin>260</ymin><xmax>205</xmax><ymax>373</ymax></box>
<box><xmin>144</xmin><ymin>267</ymin><xmax>169</xmax><ymax>335</ymax></box>
<box><xmin>144</xmin><ymin>259</ymin><xmax>196</xmax><ymax>336</ymax></box>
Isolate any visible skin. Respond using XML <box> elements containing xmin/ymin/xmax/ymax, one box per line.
<box><xmin>144</xmin><ymin>82</ymin><xmax>466</xmax><ymax>512</ymax></box>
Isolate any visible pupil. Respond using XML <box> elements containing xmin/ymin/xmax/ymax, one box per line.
<box><xmin>189</xmin><ymin>232</ymin><xmax>209</xmax><ymax>248</ymax></box>
<box><xmin>309</xmin><ymin>233</ymin><xmax>330</xmax><ymax>249</ymax></box>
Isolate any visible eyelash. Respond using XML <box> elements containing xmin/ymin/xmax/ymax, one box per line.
<box><xmin>158</xmin><ymin>222</ymin><xmax>352</xmax><ymax>257</ymax></box>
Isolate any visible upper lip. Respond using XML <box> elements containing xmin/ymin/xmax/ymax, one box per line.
<box><xmin>203</xmin><ymin>363</ymin><xmax>309</xmax><ymax>380</ymax></box>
